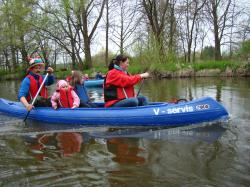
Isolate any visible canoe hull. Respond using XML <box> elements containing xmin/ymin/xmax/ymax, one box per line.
<box><xmin>84</xmin><ymin>79</ymin><xmax>103</xmax><ymax>87</ymax></box>
<box><xmin>0</xmin><ymin>97</ymin><xmax>229</xmax><ymax>126</ymax></box>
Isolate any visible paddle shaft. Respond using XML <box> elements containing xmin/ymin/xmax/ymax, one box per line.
<box><xmin>23</xmin><ymin>73</ymin><xmax>49</xmax><ymax>122</ymax></box>
<box><xmin>137</xmin><ymin>78</ymin><xmax>144</xmax><ymax>97</ymax></box>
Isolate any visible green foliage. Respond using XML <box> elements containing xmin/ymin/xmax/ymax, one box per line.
<box><xmin>91</xmin><ymin>50</ymin><xmax>115</xmax><ymax>68</ymax></box>
<box><xmin>131</xmin><ymin>33</ymin><xmax>181</xmax><ymax>73</ymax></box>
<box><xmin>201</xmin><ymin>46</ymin><xmax>215</xmax><ymax>60</ymax></box>
<box><xmin>237</xmin><ymin>39</ymin><xmax>250</xmax><ymax>60</ymax></box>
<box><xmin>193</xmin><ymin>60</ymin><xmax>239</xmax><ymax>71</ymax></box>
<box><xmin>0</xmin><ymin>69</ymin><xmax>8</xmax><ymax>77</ymax></box>
<box><xmin>244</xmin><ymin>62</ymin><xmax>250</xmax><ymax>70</ymax></box>
<box><xmin>0</xmin><ymin>67</ymin><xmax>26</xmax><ymax>80</ymax></box>
<box><xmin>126</xmin><ymin>62</ymin><xmax>144</xmax><ymax>74</ymax></box>
<box><xmin>150</xmin><ymin>62</ymin><xmax>179</xmax><ymax>72</ymax></box>
<box><xmin>55</xmin><ymin>69</ymin><xmax>72</xmax><ymax>79</ymax></box>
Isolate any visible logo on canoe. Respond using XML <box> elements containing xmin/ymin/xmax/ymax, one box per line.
<box><xmin>196</xmin><ymin>104</ymin><xmax>210</xmax><ymax>110</ymax></box>
<box><xmin>153</xmin><ymin>105</ymin><xmax>194</xmax><ymax>115</ymax></box>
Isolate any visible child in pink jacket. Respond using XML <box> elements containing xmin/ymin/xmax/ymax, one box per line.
<box><xmin>51</xmin><ymin>80</ymin><xmax>80</xmax><ymax>109</ymax></box>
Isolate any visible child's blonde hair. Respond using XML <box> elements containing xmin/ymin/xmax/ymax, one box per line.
<box><xmin>69</xmin><ymin>70</ymin><xmax>83</xmax><ymax>87</ymax></box>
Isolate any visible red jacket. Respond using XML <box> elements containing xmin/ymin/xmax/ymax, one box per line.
<box><xmin>26</xmin><ymin>74</ymin><xmax>48</xmax><ymax>102</ymax></box>
<box><xmin>104</xmin><ymin>68</ymin><xmax>142</xmax><ymax>107</ymax></box>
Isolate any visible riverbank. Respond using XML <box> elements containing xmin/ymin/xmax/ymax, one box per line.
<box><xmin>1</xmin><ymin>60</ymin><xmax>250</xmax><ymax>80</ymax></box>
<box><xmin>153</xmin><ymin>67</ymin><xmax>250</xmax><ymax>78</ymax></box>
<box><xmin>1</xmin><ymin>67</ymin><xmax>250</xmax><ymax>81</ymax></box>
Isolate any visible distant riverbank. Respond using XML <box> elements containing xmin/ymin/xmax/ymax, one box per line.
<box><xmin>152</xmin><ymin>67</ymin><xmax>250</xmax><ymax>78</ymax></box>
<box><xmin>1</xmin><ymin>67</ymin><xmax>250</xmax><ymax>81</ymax></box>
<box><xmin>0</xmin><ymin>68</ymin><xmax>250</xmax><ymax>80</ymax></box>
<box><xmin>1</xmin><ymin>59</ymin><xmax>250</xmax><ymax>80</ymax></box>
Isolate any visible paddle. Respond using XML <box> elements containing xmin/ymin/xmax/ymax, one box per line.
<box><xmin>23</xmin><ymin>73</ymin><xmax>49</xmax><ymax>122</ymax></box>
<box><xmin>137</xmin><ymin>78</ymin><xmax>145</xmax><ymax>97</ymax></box>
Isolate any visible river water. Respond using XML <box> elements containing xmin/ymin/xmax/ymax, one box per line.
<box><xmin>0</xmin><ymin>77</ymin><xmax>249</xmax><ymax>186</ymax></box>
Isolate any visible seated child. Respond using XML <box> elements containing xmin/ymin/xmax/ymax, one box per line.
<box><xmin>51</xmin><ymin>80</ymin><xmax>80</xmax><ymax>109</ymax></box>
<box><xmin>69</xmin><ymin>70</ymin><xmax>96</xmax><ymax>108</ymax></box>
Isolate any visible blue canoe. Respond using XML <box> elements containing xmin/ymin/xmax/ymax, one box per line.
<box><xmin>84</xmin><ymin>79</ymin><xmax>104</xmax><ymax>87</ymax></box>
<box><xmin>0</xmin><ymin>97</ymin><xmax>229</xmax><ymax>127</ymax></box>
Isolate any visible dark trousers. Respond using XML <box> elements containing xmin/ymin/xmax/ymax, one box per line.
<box><xmin>34</xmin><ymin>97</ymin><xmax>52</xmax><ymax>107</ymax></box>
<box><xmin>79</xmin><ymin>101</ymin><xmax>97</xmax><ymax>108</ymax></box>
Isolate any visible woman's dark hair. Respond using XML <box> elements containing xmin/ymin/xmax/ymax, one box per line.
<box><xmin>108</xmin><ymin>55</ymin><xmax>128</xmax><ymax>70</ymax></box>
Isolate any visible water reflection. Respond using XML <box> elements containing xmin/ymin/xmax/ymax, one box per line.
<box><xmin>87</xmin><ymin>87</ymin><xmax>103</xmax><ymax>102</ymax></box>
<box><xmin>90</xmin><ymin>123</ymin><xmax>227</xmax><ymax>144</ymax></box>
<box><xmin>22</xmin><ymin>122</ymin><xmax>227</xmax><ymax>163</ymax></box>
<box><xmin>0</xmin><ymin>80</ymin><xmax>20</xmax><ymax>100</ymax></box>
<box><xmin>143</xmin><ymin>77</ymin><xmax>247</xmax><ymax>103</ymax></box>
<box><xmin>26</xmin><ymin>132</ymin><xmax>84</xmax><ymax>160</ymax></box>
<box><xmin>107</xmin><ymin>138</ymin><xmax>146</xmax><ymax>165</ymax></box>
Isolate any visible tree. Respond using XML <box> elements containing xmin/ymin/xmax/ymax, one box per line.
<box><xmin>141</xmin><ymin>0</ymin><xmax>170</xmax><ymax>61</ymax></box>
<box><xmin>109</xmin><ymin>0</ymin><xmax>140</xmax><ymax>55</ymax></box>
<box><xmin>206</xmin><ymin>0</ymin><xmax>232</xmax><ymax>60</ymax></box>
<box><xmin>105</xmin><ymin>0</ymin><xmax>109</xmax><ymax>66</ymax></box>
<box><xmin>36</xmin><ymin>0</ymin><xmax>83</xmax><ymax>69</ymax></box>
<box><xmin>76</xmin><ymin>0</ymin><xmax>106</xmax><ymax>69</ymax></box>
<box><xmin>238</xmin><ymin>39</ymin><xmax>250</xmax><ymax>60</ymax></box>
<box><xmin>0</xmin><ymin>0</ymin><xmax>36</xmax><ymax>71</ymax></box>
<box><xmin>201</xmin><ymin>46</ymin><xmax>215</xmax><ymax>60</ymax></box>
<box><xmin>179</xmin><ymin>0</ymin><xmax>206</xmax><ymax>63</ymax></box>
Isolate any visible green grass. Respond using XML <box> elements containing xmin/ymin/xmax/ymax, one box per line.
<box><xmin>192</xmin><ymin>60</ymin><xmax>239</xmax><ymax>71</ymax></box>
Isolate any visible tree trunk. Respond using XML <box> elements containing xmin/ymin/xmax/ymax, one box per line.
<box><xmin>187</xmin><ymin>40</ymin><xmax>192</xmax><ymax>63</ymax></box>
<box><xmin>19</xmin><ymin>35</ymin><xmax>28</xmax><ymax>64</ymax></box>
<box><xmin>83</xmin><ymin>34</ymin><xmax>92</xmax><ymax>69</ymax></box>
<box><xmin>10</xmin><ymin>45</ymin><xmax>17</xmax><ymax>72</ymax></box>
<box><xmin>3</xmin><ymin>50</ymin><xmax>11</xmax><ymax>72</ymax></box>
<box><xmin>142</xmin><ymin>0</ymin><xmax>169</xmax><ymax>63</ymax></box>
<box><xmin>105</xmin><ymin>0</ymin><xmax>109</xmax><ymax>67</ymax></box>
<box><xmin>168</xmin><ymin>1</ymin><xmax>175</xmax><ymax>54</ymax></box>
<box><xmin>80</xmin><ymin>0</ymin><xmax>106</xmax><ymax>69</ymax></box>
<box><xmin>213</xmin><ymin>9</ymin><xmax>222</xmax><ymax>61</ymax></box>
<box><xmin>214</xmin><ymin>26</ymin><xmax>222</xmax><ymax>60</ymax></box>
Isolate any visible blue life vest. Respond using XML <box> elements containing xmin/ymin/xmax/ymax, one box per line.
<box><xmin>74</xmin><ymin>84</ymin><xmax>89</xmax><ymax>103</ymax></box>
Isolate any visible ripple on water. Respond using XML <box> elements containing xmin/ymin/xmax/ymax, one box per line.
<box><xmin>0</xmin><ymin>115</ymin><xmax>24</xmax><ymax>134</ymax></box>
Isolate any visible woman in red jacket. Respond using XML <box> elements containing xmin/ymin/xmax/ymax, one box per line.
<box><xmin>104</xmin><ymin>55</ymin><xmax>149</xmax><ymax>107</ymax></box>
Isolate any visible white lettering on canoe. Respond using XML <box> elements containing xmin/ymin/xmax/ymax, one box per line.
<box><xmin>153</xmin><ymin>105</ymin><xmax>194</xmax><ymax>115</ymax></box>
<box><xmin>153</xmin><ymin>108</ymin><xmax>160</xmax><ymax>115</ymax></box>
<box><xmin>167</xmin><ymin>105</ymin><xmax>194</xmax><ymax>114</ymax></box>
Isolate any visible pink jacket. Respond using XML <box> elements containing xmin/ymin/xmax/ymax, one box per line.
<box><xmin>51</xmin><ymin>90</ymin><xmax>80</xmax><ymax>108</ymax></box>
<box><xmin>51</xmin><ymin>80</ymin><xmax>80</xmax><ymax>108</ymax></box>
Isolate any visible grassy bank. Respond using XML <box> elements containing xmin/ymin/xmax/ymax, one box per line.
<box><xmin>129</xmin><ymin>59</ymin><xmax>250</xmax><ymax>72</ymax></box>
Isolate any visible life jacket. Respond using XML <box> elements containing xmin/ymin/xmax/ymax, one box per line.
<box><xmin>104</xmin><ymin>69</ymin><xmax>141</xmax><ymax>107</ymax></box>
<box><xmin>26</xmin><ymin>74</ymin><xmax>48</xmax><ymax>102</ymax></box>
<box><xmin>58</xmin><ymin>87</ymin><xmax>74</xmax><ymax>108</ymax></box>
<box><xmin>104</xmin><ymin>76</ymin><xmax>118</xmax><ymax>102</ymax></box>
